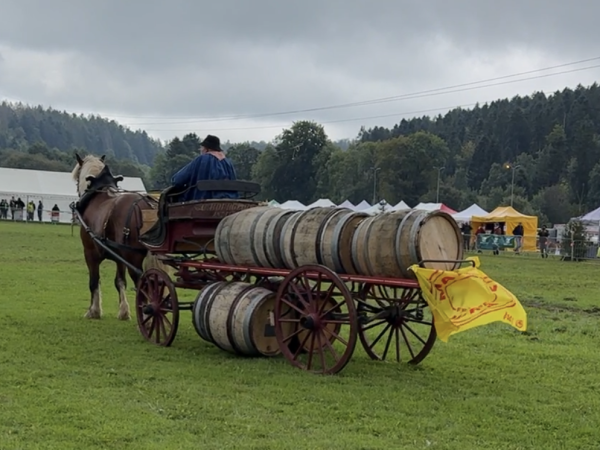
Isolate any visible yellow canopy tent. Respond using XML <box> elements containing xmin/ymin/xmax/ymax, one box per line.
<box><xmin>471</xmin><ymin>206</ymin><xmax>538</xmax><ymax>252</ymax></box>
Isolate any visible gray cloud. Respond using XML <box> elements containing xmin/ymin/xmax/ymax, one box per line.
<box><xmin>0</xmin><ymin>0</ymin><xmax>599</xmax><ymax>142</ymax></box>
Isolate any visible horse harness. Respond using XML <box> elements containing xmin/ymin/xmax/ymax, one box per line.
<box><xmin>75</xmin><ymin>181</ymin><xmax>157</xmax><ymax>256</ymax></box>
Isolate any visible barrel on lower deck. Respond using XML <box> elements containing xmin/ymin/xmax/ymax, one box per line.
<box><xmin>192</xmin><ymin>281</ymin><xmax>295</xmax><ymax>356</ymax></box>
<box><xmin>351</xmin><ymin>209</ymin><xmax>463</xmax><ymax>279</ymax></box>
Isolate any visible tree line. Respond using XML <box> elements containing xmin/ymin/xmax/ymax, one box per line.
<box><xmin>3</xmin><ymin>83</ymin><xmax>600</xmax><ymax>226</ymax></box>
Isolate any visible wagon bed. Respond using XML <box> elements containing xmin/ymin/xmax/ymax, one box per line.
<box><xmin>134</xmin><ymin>181</ymin><xmax>453</xmax><ymax>375</ymax></box>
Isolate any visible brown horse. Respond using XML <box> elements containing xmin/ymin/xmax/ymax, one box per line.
<box><xmin>71</xmin><ymin>153</ymin><xmax>163</xmax><ymax>320</ymax></box>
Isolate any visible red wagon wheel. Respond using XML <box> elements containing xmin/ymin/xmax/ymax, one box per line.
<box><xmin>135</xmin><ymin>268</ymin><xmax>180</xmax><ymax>347</ymax></box>
<box><xmin>357</xmin><ymin>285</ymin><xmax>436</xmax><ymax>364</ymax></box>
<box><xmin>274</xmin><ymin>264</ymin><xmax>358</xmax><ymax>375</ymax></box>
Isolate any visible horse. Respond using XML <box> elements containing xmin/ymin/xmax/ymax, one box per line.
<box><xmin>71</xmin><ymin>153</ymin><xmax>164</xmax><ymax>320</ymax></box>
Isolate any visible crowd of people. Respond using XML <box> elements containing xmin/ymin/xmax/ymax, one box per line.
<box><xmin>0</xmin><ymin>196</ymin><xmax>61</xmax><ymax>222</ymax></box>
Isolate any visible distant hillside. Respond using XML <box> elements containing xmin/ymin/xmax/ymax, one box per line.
<box><xmin>0</xmin><ymin>102</ymin><xmax>163</xmax><ymax>166</ymax></box>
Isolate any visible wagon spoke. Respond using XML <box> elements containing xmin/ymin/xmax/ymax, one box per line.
<box><xmin>290</xmin><ymin>283</ymin><xmax>311</xmax><ymax>310</ymax></box>
<box><xmin>394</xmin><ymin>327</ymin><xmax>401</xmax><ymax>362</ymax></box>
<box><xmin>402</xmin><ymin>322</ymin><xmax>427</xmax><ymax>345</ymax></box>
<box><xmin>305</xmin><ymin>332</ymin><xmax>316</xmax><ymax>371</ymax></box>
<box><xmin>318</xmin><ymin>284</ymin><xmax>336</xmax><ymax>314</ymax></box>
<box><xmin>281</xmin><ymin>326</ymin><xmax>304</xmax><ymax>343</ymax></box>
<box><xmin>316</xmin><ymin>331</ymin><xmax>326</xmax><ymax>371</ymax></box>
<box><xmin>368</xmin><ymin>322</ymin><xmax>391</xmax><ymax>350</ymax></box>
<box><xmin>399</xmin><ymin>326</ymin><xmax>416</xmax><ymax>360</ymax></box>
<box><xmin>360</xmin><ymin>319</ymin><xmax>387</xmax><ymax>332</ymax></box>
<box><xmin>280</xmin><ymin>297</ymin><xmax>306</xmax><ymax>315</ymax></box>
<box><xmin>322</xmin><ymin>326</ymin><xmax>349</xmax><ymax>346</ymax></box>
<box><xmin>381</xmin><ymin>325</ymin><xmax>395</xmax><ymax>361</ymax></box>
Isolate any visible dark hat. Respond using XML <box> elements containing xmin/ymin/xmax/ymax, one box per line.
<box><xmin>200</xmin><ymin>135</ymin><xmax>222</xmax><ymax>151</ymax></box>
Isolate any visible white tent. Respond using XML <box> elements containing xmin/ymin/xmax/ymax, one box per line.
<box><xmin>279</xmin><ymin>200</ymin><xmax>307</xmax><ymax>210</ymax></box>
<box><xmin>0</xmin><ymin>167</ymin><xmax>146</xmax><ymax>224</ymax></box>
<box><xmin>268</xmin><ymin>199</ymin><xmax>280</xmax><ymax>207</ymax></box>
<box><xmin>414</xmin><ymin>202</ymin><xmax>457</xmax><ymax>214</ymax></box>
<box><xmin>390</xmin><ymin>200</ymin><xmax>411</xmax><ymax>211</ymax></box>
<box><xmin>307</xmin><ymin>198</ymin><xmax>336</xmax><ymax>208</ymax></box>
<box><xmin>354</xmin><ymin>200</ymin><xmax>371</xmax><ymax>211</ymax></box>
<box><xmin>452</xmin><ymin>203</ymin><xmax>488</xmax><ymax>223</ymax></box>
<box><xmin>363</xmin><ymin>200</ymin><xmax>392</xmax><ymax>215</ymax></box>
<box><xmin>579</xmin><ymin>206</ymin><xmax>600</xmax><ymax>222</ymax></box>
<box><xmin>338</xmin><ymin>200</ymin><xmax>356</xmax><ymax>210</ymax></box>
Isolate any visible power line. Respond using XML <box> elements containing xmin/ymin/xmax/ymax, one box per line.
<box><xmin>103</xmin><ymin>56</ymin><xmax>600</xmax><ymax>124</ymax></box>
<box><xmin>143</xmin><ymin>87</ymin><xmax>558</xmax><ymax>133</ymax></box>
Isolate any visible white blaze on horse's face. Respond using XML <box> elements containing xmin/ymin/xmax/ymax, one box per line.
<box><xmin>71</xmin><ymin>154</ymin><xmax>106</xmax><ymax>197</ymax></box>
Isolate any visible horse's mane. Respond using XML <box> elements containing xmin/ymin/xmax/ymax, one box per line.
<box><xmin>71</xmin><ymin>155</ymin><xmax>106</xmax><ymax>197</ymax></box>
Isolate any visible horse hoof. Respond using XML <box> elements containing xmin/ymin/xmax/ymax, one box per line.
<box><xmin>84</xmin><ymin>310</ymin><xmax>102</xmax><ymax>319</ymax></box>
<box><xmin>117</xmin><ymin>312</ymin><xmax>131</xmax><ymax>321</ymax></box>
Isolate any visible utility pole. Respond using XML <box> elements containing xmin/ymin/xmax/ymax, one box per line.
<box><xmin>435</xmin><ymin>166</ymin><xmax>445</xmax><ymax>203</ymax></box>
<box><xmin>505</xmin><ymin>163</ymin><xmax>520</xmax><ymax>207</ymax></box>
<box><xmin>370</xmin><ymin>167</ymin><xmax>380</xmax><ymax>205</ymax></box>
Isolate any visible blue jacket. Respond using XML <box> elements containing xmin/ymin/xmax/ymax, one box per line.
<box><xmin>171</xmin><ymin>152</ymin><xmax>239</xmax><ymax>202</ymax></box>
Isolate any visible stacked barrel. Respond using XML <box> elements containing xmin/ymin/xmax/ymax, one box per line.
<box><xmin>192</xmin><ymin>281</ymin><xmax>294</xmax><ymax>357</ymax></box>
<box><xmin>214</xmin><ymin>206</ymin><xmax>464</xmax><ymax>278</ymax></box>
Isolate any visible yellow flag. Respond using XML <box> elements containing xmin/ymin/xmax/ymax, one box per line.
<box><xmin>408</xmin><ymin>257</ymin><xmax>527</xmax><ymax>342</ymax></box>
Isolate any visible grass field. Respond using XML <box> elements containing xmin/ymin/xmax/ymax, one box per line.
<box><xmin>1</xmin><ymin>221</ymin><xmax>599</xmax><ymax>449</ymax></box>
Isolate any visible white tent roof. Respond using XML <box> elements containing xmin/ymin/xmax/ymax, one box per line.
<box><xmin>338</xmin><ymin>200</ymin><xmax>355</xmax><ymax>210</ymax></box>
<box><xmin>0</xmin><ymin>167</ymin><xmax>146</xmax><ymax>224</ymax></box>
<box><xmin>0</xmin><ymin>167</ymin><xmax>146</xmax><ymax>198</ymax></box>
<box><xmin>363</xmin><ymin>200</ymin><xmax>392</xmax><ymax>215</ymax></box>
<box><xmin>307</xmin><ymin>198</ymin><xmax>336</xmax><ymax>208</ymax></box>
<box><xmin>354</xmin><ymin>200</ymin><xmax>371</xmax><ymax>211</ymax></box>
<box><xmin>268</xmin><ymin>199</ymin><xmax>280</xmax><ymax>206</ymax></box>
<box><xmin>452</xmin><ymin>203</ymin><xmax>489</xmax><ymax>222</ymax></box>
<box><xmin>579</xmin><ymin>205</ymin><xmax>600</xmax><ymax>222</ymax></box>
<box><xmin>279</xmin><ymin>200</ymin><xmax>307</xmax><ymax>210</ymax></box>
<box><xmin>414</xmin><ymin>202</ymin><xmax>442</xmax><ymax>211</ymax></box>
<box><xmin>390</xmin><ymin>200</ymin><xmax>411</xmax><ymax>211</ymax></box>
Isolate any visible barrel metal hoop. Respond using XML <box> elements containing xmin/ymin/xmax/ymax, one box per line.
<box><xmin>408</xmin><ymin>212</ymin><xmax>428</xmax><ymax>267</ymax></box>
<box><xmin>279</xmin><ymin>211</ymin><xmax>300</xmax><ymax>269</ymax></box>
<box><xmin>269</xmin><ymin>210</ymin><xmax>294</xmax><ymax>268</ymax></box>
<box><xmin>394</xmin><ymin>209</ymin><xmax>421</xmax><ymax>277</ymax></box>
<box><xmin>217</xmin><ymin>216</ymin><xmax>236</xmax><ymax>265</ymax></box>
<box><xmin>351</xmin><ymin>217</ymin><xmax>368</xmax><ymax>275</ymax></box>
<box><xmin>362</xmin><ymin>214</ymin><xmax>381</xmax><ymax>277</ymax></box>
<box><xmin>201</xmin><ymin>281</ymin><xmax>232</xmax><ymax>351</ymax></box>
<box><xmin>330</xmin><ymin>211</ymin><xmax>355</xmax><ymax>273</ymax></box>
<box><xmin>315</xmin><ymin>208</ymin><xmax>347</xmax><ymax>266</ymax></box>
<box><xmin>226</xmin><ymin>283</ymin><xmax>258</xmax><ymax>355</ymax></box>
<box><xmin>195</xmin><ymin>281</ymin><xmax>226</xmax><ymax>341</ymax></box>
<box><xmin>248</xmin><ymin>207</ymin><xmax>269</xmax><ymax>267</ymax></box>
<box><xmin>260</xmin><ymin>210</ymin><xmax>280</xmax><ymax>268</ymax></box>
<box><xmin>242</xmin><ymin>289</ymin><xmax>270</xmax><ymax>356</ymax></box>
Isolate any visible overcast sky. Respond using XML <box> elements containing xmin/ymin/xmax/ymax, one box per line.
<box><xmin>1</xmin><ymin>0</ymin><xmax>599</xmax><ymax>144</ymax></box>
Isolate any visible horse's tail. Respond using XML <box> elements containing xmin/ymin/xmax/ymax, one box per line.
<box><xmin>142</xmin><ymin>252</ymin><xmax>174</xmax><ymax>277</ymax></box>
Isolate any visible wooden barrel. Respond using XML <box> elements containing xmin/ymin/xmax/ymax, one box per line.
<box><xmin>351</xmin><ymin>209</ymin><xmax>463</xmax><ymax>278</ymax></box>
<box><xmin>261</xmin><ymin>209</ymin><xmax>297</xmax><ymax>268</ymax></box>
<box><xmin>280</xmin><ymin>207</ymin><xmax>352</xmax><ymax>269</ymax></box>
<box><xmin>215</xmin><ymin>206</ymin><xmax>297</xmax><ymax>268</ymax></box>
<box><xmin>192</xmin><ymin>281</ymin><xmax>294</xmax><ymax>356</ymax></box>
<box><xmin>215</xmin><ymin>206</ymin><xmax>269</xmax><ymax>266</ymax></box>
<box><xmin>317</xmin><ymin>210</ymin><xmax>370</xmax><ymax>274</ymax></box>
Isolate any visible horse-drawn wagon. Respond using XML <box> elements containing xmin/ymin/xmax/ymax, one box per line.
<box><xmin>72</xmin><ymin>155</ymin><xmax>486</xmax><ymax>375</ymax></box>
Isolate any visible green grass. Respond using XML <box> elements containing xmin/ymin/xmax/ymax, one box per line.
<box><xmin>1</xmin><ymin>221</ymin><xmax>600</xmax><ymax>449</ymax></box>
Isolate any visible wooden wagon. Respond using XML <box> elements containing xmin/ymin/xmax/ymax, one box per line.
<box><xmin>132</xmin><ymin>181</ymin><xmax>465</xmax><ymax>375</ymax></box>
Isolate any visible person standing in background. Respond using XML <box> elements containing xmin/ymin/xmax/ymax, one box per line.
<box><xmin>37</xmin><ymin>200</ymin><xmax>44</xmax><ymax>222</ymax></box>
<box><xmin>538</xmin><ymin>225</ymin><xmax>550</xmax><ymax>258</ymax></box>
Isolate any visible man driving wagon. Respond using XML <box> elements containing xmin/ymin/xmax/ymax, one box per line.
<box><xmin>170</xmin><ymin>134</ymin><xmax>238</xmax><ymax>202</ymax></box>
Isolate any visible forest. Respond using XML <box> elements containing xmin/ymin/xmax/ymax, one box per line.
<box><xmin>2</xmin><ymin>83</ymin><xmax>600</xmax><ymax>226</ymax></box>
